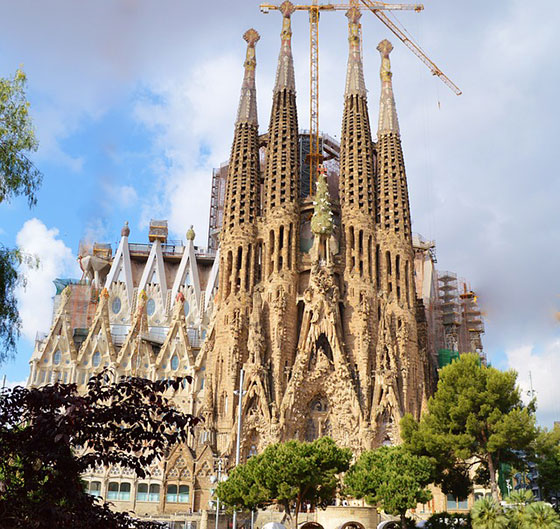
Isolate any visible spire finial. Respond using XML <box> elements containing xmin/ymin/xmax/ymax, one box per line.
<box><xmin>377</xmin><ymin>39</ymin><xmax>400</xmax><ymax>135</ymax></box>
<box><xmin>377</xmin><ymin>39</ymin><xmax>394</xmax><ymax>82</ymax></box>
<box><xmin>274</xmin><ymin>1</ymin><xmax>296</xmax><ymax>92</ymax></box>
<box><xmin>186</xmin><ymin>225</ymin><xmax>195</xmax><ymax>241</ymax></box>
<box><xmin>121</xmin><ymin>221</ymin><xmax>130</xmax><ymax>237</ymax></box>
<box><xmin>344</xmin><ymin>6</ymin><xmax>366</xmax><ymax>97</ymax></box>
<box><xmin>236</xmin><ymin>29</ymin><xmax>260</xmax><ymax>125</ymax></box>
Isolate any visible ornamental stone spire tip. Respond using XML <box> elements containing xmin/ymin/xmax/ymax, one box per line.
<box><xmin>344</xmin><ymin>6</ymin><xmax>367</xmax><ymax>97</ymax></box>
<box><xmin>274</xmin><ymin>0</ymin><xmax>296</xmax><ymax>93</ymax></box>
<box><xmin>236</xmin><ymin>29</ymin><xmax>260</xmax><ymax>125</ymax></box>
<box><xmin>377</xmin><ymin>39</ymin><xmax>400</xmax><ymax>135</ymax></box>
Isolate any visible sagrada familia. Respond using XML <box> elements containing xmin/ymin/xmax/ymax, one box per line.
<box><xmin>26</xmin><ymin>1</ymin><xmax>485</xmax><ymax>524</ymax></box>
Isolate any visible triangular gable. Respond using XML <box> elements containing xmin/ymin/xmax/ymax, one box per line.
<box><xmin>138</xmin><ymin>240</ymin><xmax>168</xmax><ymax>309</ymax></box>
<box><xmin>77</xmin><ymin>289</ymin><xmax>117</xmax><ymax>364</ymax></box>
<box><xmin>155</xmin><ymin>294</ymin><xmax>195</xmax><ymax>371</ymax></box>
<box><xmin>116</xmin><ymin>291</ymin><xmax>154</xmax><ymax>371</ymax></box>
<box><xmin>167</xmin><ymin>443</ymin><xmax>195</xmax><ymax>480</ymax></box>
<box><xmin>171</xmin><ymin>239</ymin><xmax>201</xmax><ymax>313</ymax></box>
<box><xmin>104</xmin><ymin>235</ymin><xmax>134</xmax><ymax>307</ymax></box>
<box><xmin>38</xmin><ymin>286</ymin><xmax>78</xmax><ymax>361</ymax></box>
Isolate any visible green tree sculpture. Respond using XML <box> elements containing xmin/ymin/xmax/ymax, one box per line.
<box><xmin>344</xmin><ymin>445</ymin><xmax>433</xmax><ymax>529</ymax></box>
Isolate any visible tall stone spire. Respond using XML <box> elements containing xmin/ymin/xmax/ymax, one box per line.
<box><xmin>339</xmin><ymin>6</ymin><xmax>375</xmax><ymax>214</ymax></box>
<box><xmin>236</xmin><ymin>29</ymin><xmax>260</xmax><ymax>125</ymax></box>
<box><xmin>274</xmin><ymin>0</ymin><xmax>296</xmax><ymax>93</ymax></box>
<box><xmin>375</xmin><ymin>39</ymin><xmax>410</xmax><ymax>239</ymax></box>
<box><xmin>219</xmin><ymin>29</ymin><xmax>261</xmax><ymax>299</ymax></box>
<box><xmin>344</xmin><ymin>7</ymin><xmax>367</xmax><ymax>97</ymax></box>
<box><xmin>339</xmin><ymin>6</ymin><xmax>377</xmax><ymax>417</ymax></box>
<box><xmin>377</xmin><ymin>39</ymin><xmax>400</xmax><ymax>135</ymax></box>
<box><xmin>262</xmin><ymin>1</ymin><xmax>300</xmax><ymax>405</ymax></box>
<box><xmin>373</xmin><ymin>39</ymin><xmax>423</xmax><ymax>441</ymax></box>
<box><xmin>264</xmin><ymin>0</ymin><xmax>299</xmax><ymax>215</ymax></box>
<box><xmin>209</xmin><ymin>30</ymin><xmax>263</xmax><ymax>450</ymax></box>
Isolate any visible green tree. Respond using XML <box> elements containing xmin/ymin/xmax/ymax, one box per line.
<box><xmin>216</xmin><ymin>437</ymin><xmax>351</xmax><ymax>528</ymax></box>
<box><xmin>534</xmin><ymin>424</ymin><xmax>560</xmax><ymax>502</ymax></box>
<box><xmin>471</xmin><ymin>497</ymin><xmax>508</xmax><ymax>529</ymax></box>
<box><xmin>504</xmin><ymin>489</ymin><xmax>535</xmax><ymax>528</ymax></box>
<box><xmin>0</xmin><ymin>68</ymin><xmax>43</xmax><ymax>362</ymax></box>
<box><xmin>0</xmin><ymin>370</ymin><xmax>199</xmax><ymax>529</ymax></box>
<box><xmin>344</xmin><ymin>445</ymin><xmax>433</xmax><ymax>529</ymax></box>
<box><xmin>521</xmin><ymin>502</ymin><xmax>560</xmax><ymax>529</ymax></box>
<box><xmin>402</xmin><ymin>354</ymin><xmax>537</xmax><ymax>501</ymax></box>
<box><xmin>213</xmin><ymin>455</ymin><xmax>270</xmax><ymax>512</ymax></box>
<box><xmin>0</xmin><ymin>68</ymin><xmax>42</xmax><ymax>206</ymax></box>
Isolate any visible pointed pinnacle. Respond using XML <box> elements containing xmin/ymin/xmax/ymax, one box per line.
<box><xmin>244</xmin><ymin>28</ymin><xmax>260</xmax><ymax>47</ymax></box>
<box><xmin>275</xmin><ymin>1</ymin><xmax>296</xmax><ymax>92</ymax></box>
<box><xmin>279</xmin><ymin>0</ymin><xmax>295</xmax><ymax>18</ymax></box>
<box><xmin>377</xmin><ymin>39</ymin><xmax>394</xmax><ymax>82</ymax></box>
<box><xmin>344</xmin><ymin>6</ymin><xmax>366</xmax><ymax>97</ymax></box>
<box><xmin>237</xmin><ymin>29</ymin><xmax>260</xmax><ymax>125</ymax></box>
<box><xmin>377</xmin><ymin>39</ymin><xmax>400</xmax><ymax>135</ymax></box>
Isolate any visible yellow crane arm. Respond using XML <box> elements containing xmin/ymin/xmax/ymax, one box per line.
<box><xmin>363</xmin><ymin>4</ymin><xmax>462</xmax><ymax>95</ymax></box>
<box><xmin>260</xmin><ymin>2</ymin><xmax>423</xmax><ymax>12</ymax></box>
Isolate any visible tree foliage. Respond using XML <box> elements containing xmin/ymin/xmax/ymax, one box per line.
<box><xmin>402</xmin><ymin>354</ymin><xmax>537</xmax><ymax>500</ymax></box>
<box><xmin>0</xmin><ymin>68</ymin><xmax>43</xmax><ymax>362</ymax></box>
<box><xmin>0</xmin><ymin>68</ymin><xmax>42</xmax><ymax>207</ymax></box>
<box><xmin>533</xmin><ymin>424</ymin><xmax>560</xmax><ymax>502</ymax></box>
<box><xmin>216</xmin><ymin>437</ymin><xmax>351</xmax><ymax>527</ymax></box>
<box><xmin>470</xmin><ymin>497</ymin><xmax>509</xmax><ymax>529</ymax></box>
<box><xmin>344</xmin><ymin>445</ymin><xmax>433</xmax><ymax>529</ymax></box>
<box><xmin>0</xmin><ymin>370</ymin><xmax>199</xmax><ymax>529</ymax></box>
<box><xmin>471</xmin><ymin>495</ymin><xmax>560</xmax><ymax>529</ymax></box>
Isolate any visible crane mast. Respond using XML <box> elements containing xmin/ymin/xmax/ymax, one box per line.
<box><xmin>309</xmin><ymin>0</ymin><xmax>321</xmax><ymax>196</ymax></box>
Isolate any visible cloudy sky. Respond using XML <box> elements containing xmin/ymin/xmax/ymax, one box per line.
<box><xmin>1</xmin><ymin>0</ymin><xmax>559</xmax><ymax>425</ymax></box>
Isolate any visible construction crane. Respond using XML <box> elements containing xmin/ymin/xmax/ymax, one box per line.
<box><xmin>260</xmin><ymin>0</ymin><xmax>461</xmax><ymax>195</ymax></box>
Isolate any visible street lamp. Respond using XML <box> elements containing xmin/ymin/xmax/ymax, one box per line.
<box><xmin>211</xmin><ymin>459</ymin><xmax>223</xmax><ymax>529</ymax></box>
<box><xmin>232</xmin><ymin>368</ymin><xmax>246</xmax><ymax>529</ymax></box>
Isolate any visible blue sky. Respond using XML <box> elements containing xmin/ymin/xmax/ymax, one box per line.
<box><xmin>1</xmin><ymin>0</ymin><xmax>559</xmax><ymax>426</ymax></box>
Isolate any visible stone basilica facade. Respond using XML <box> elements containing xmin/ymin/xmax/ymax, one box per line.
<box><xmin>26</xmin><ymin>2</ymin><xmax>434</xmax><ymax>519</ymax></box>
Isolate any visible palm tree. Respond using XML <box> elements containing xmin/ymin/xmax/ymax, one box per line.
<box><xmin>521</xmin><ymin>502</ymin><xmax>560</xmax><ymax>529</ymax></box>
<box><xmin>505</xmin><ymin>489</ymin><xmax>535</xmax><ymax>506</ymax></box>
<box><xmin>505</xmin><ymin>489</ymin><xmax>535</xmax><ymax>528</ymax></box>
<box><xmin>471</xmin><ymin>497</ymin><xmax>509</xmax><ymax>529</ymax></box>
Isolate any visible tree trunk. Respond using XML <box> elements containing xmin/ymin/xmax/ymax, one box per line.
<box><xmin>400</xmin><ymin>512</ymin><xmax>407</xmax><ymax>529</ymax></box>
<box><xmin>294</xmin><ymin>495</ymin><xmax>300</xmax><ymax>529</ymax></box>
<box><xmin>487</xmin><ymin>454</ymin><xmax>501</xmax><ymax>502</ymax></box>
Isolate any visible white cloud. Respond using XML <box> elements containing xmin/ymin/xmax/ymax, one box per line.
<box><xmin>15</xmin><ymin>219</ymin><xmax>80</xmax><ymax>342</ymax></box>
<box><xmin>507</xmin><ymin>341</ymin><xmax>560</xmax><ymax>428</ymax></box>
<box><xmin>133</xmin><ymin>52</ymin><xmax>245</xmax><ymax>241</ymax></box>
<box><xmin>102</xmin><ymin>183</ymin><xmax>138</xmax><ymax>209</ymax></box>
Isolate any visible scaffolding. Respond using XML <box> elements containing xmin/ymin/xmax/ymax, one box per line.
<box><xmin>437</xmin><ymin>271</ymin><xmax>461</xmax><ymax>351</ymax></box>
